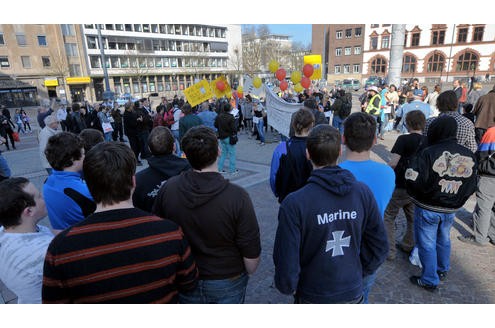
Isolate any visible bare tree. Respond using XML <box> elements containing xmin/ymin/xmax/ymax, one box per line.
<box><xmin>230</xmin><ymin>46</ymin><xmax>243</xmax><ymax>85</ymax></box>
<box><xmin>48</xmin><ymin>47</ymin><xmax>70</xmax><ymax>101</ymax></box>
<box><xmin>125</xmin><ymin>51</ymin><xmax>151</xmax><ymax>98</ymax></box>
<box><xmin>242</xmin><ymin>37</ymin><xmax>263</xmax><ymax>76</ymax></box>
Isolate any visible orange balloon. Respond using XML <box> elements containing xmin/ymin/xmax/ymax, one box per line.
<box><xmin>303</xmin><ymin>64</ymin><xmax>314</xmax><ymax>78</ymax></box>
<box><xmin>301</xmin><ymin>76</ymin><xmax>311</xmax><ymax>89</ymax></box>
<box><xmin>275</xmin><ymin>68</ymin><xmax>286</xmax><ymax>81</ymax></box>
<box><xmin>280</xmin><ymin>80</ymin><xmax>288</xmax><ymax>91</ymax></box>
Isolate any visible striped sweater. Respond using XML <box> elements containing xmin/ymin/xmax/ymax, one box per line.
<box><xmin>42</xmin><ymin>208</ymin><xmax>198</xmax><ymax>304</ymax></box>
<box><xmin>477</xmin><ymin>126</ymin><xmax>495</xmax><ymax>177</ymax></box>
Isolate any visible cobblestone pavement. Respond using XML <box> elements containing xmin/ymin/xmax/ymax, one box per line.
<box><xmin>1</xmin><ymin>105</ymin><xmax>494</xmax><ymax>304</ymax></box>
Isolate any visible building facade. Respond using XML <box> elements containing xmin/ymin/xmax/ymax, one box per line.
<box><xmin>82</xmin><ymin>24</ymin><xmax>242</xmax><ymax>102</ymax></box>
<box><xmin>362</xmin><ymin>24</ymin><xmax>495</xmax><ymax>85</ymax></box>
<box><xmin>312</xmin><ymin>24</ymin><xmax>365</xmax><ymax>85</ymax></box>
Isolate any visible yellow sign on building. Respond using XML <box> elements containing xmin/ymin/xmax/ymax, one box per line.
<box><xmin>304</xmin><ymin>55</ymin><xmax>322</xmax><ymax>80</ymax></box>
<box><xmin>184</xmin><ymin>79</ymin><xmax>213</xmax><ymax>107</ymax></box>
<box><xmin>66</xmin><ymin>77</ymin><xmax>91</xmax><ymax>85</ymax></box>
<box><xmin>44</xmin><ymin>79</ymin><xmax>59</xmax><ymax>87</ymax></box>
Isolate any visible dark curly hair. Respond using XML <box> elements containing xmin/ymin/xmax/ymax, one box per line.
<box><xmin>343</xmin><ymin>112</ymin><xmax>377</xmax><ymax>152</ymax></box>
<box><xmin>0</xmin><ymin>177</ymin><xmax>35</xmax><ymax>228</ymax></box>
<box><xmin>45</xmin><ymin>132</ymin><xmax>84</xmax><ymax>170</ymax></box>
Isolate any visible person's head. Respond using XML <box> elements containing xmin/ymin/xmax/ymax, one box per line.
<box><xmin>405</xmin><ymin>110</ymin><xmax>426</xmax><ymax>132</ymax></box>
<box><xmin>45</xmin><ymin>132</ymin><xmax>85</xmax><ymax>171</ymax></box>
<box><xmin>79</xmin><ymin>128</ymin><xmax>104</xmax><ymax>153</ymax></box>
<box><xmin>427</xmin><ymin>115</ymin><xmax>457</xmax><ymax>145</ymax></box>
<box><xmin>343</xmin><ymin>112</ymin><xmax>377</xmax><ymax>152</ymax></box>
<box><xmin>134</xmin><ymin>100</ymin><xmax>142</xmax><ymax>109</ymax></box>
<box><xmin>39</xmin><ymin>98</ymin><xmax>51</xmax><ymax>112</ymax></box>
<box><xmin>182</xmin><ymin>103</ymin><xmax>193</xmax><ymax>115</ymax></box>
<box><xmin>389</xmin><ymin>84</ymin><xmax>396</xmax><ymax>92</ymax></box>
<box><xmin>434</xmin><ymin>84</ymin><xmax>441</xmax><ymax>93</ymax></box>
<box><xmin>181</xmin><ymin>126</ymin><xmax>218</xmax><ymax>171</ymax></box>
<box><xmin>222</xmin><ymin>102</ymin><xmax>232</xmax><ymax>113</ymax></box>
<box><xmin>245</xmin><ymin>94</ymin><xmax>252</xmax><ymax>102</ymax></box>
<box><xmin>72</xmin><ymin>102</ymin><xmax>81</xmax><ymax>113</ymax></box>
<box><xmin>368</xmin><ymin>86</ymin><xmax>379</xmax><ymax>95</ymax></box>
<box><xmin>306</xmin><ymin>125</ymin><xmax>341</xmax><ymax>168</ymax></box>
<box><xmin>421</xmin><ymin>86</ymin><xmax>428</xmax><ymax>94</ymax></box>
<box><xmin>43</xmin><ymin>114</ymin><xmax>59</xmax><ymax>130</ymax></box>
<box><xmin>83</xmin><ymin>142</ymin><xmax>136</xmax><ymax>206</ymax></box>
<box><xmin>292</xmin><ymin>107</ymin><xmax>315</xmax><ymax>136</ymax></box>
<box><xmin>0</xmin><ymin>177</ymin><xmax>46</xmax><ymax>228</ymax></box>
<box><xmin>141</xmin><ymin>98</ymin><xmax>149</xmax><ymax>107</ymax></box>
<box><xmin>436</xmin><ymin>90</ymin><xmax>458</xmax><ymax>113</ymax></box>
<box><xmin>463</xmin><ymin>103</ymin><xmax>474</xmax><ymax>114</ymax></box>
<box><xmin>148</xmin><ymin>126</ymin><xmax>174</xmax><ymax>156</ymax></box>
<box><xmin>453</xmin><ymin>79</ymin><xmax>460</xmax><ymax>87</ymax></box>
<box><xmin>303</xmin><ymin>99</ymin><xmax>317</xmax><ymax>110</ymax></box>
<box><xmin>124</xmin><ymin>101</ymin><xmax>134</xmax><ymax>112</ymax></box>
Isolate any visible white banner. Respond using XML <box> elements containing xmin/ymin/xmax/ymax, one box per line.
<box><xmin>264</xmin><ymin>84</ymin><xmax>302</xmax><ymax>138</ymax></box>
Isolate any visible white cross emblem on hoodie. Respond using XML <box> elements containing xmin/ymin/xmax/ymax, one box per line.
<box><xmin>326</xmin><ymin>231</ymin><xmax>351</xmax><ymax>257</ymax></box>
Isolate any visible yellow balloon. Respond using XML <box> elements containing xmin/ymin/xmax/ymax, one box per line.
<box><xmin>294</xmin><ymin>83</ymin><xmax>304</xmax><ymax>93</ymax></box>
<box><xmin>291</xmin><ymin>71</ymin><xmax>302</xmax><ymax>84</ymax></box>
<box><xmin>253</xmin><ymin>77</ymin><xmax>262</xmax><ymax>89</ymax></box>
<box><xmin>268</xmin><ymin>60</ymin><xmax>279</xmax><ymax>73</ymax></box>
<box><xmin>237</xmin><ymin>86</ymin><xmax>243</xmax><ymax>93</ymax></box>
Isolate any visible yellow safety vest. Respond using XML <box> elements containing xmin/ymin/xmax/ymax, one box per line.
<box><xmin>366</xmin><ymin>94</ymin><xmax>381</xmax><ymax>116</ymax></box>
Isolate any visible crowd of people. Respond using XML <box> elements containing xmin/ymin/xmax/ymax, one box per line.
<box><xmin>0</xmin><ymin>76</ymin><xmax>494</xmax><ymax>304</ymax></box>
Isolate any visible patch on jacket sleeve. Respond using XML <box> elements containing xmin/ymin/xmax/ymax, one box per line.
<box><xmin>405</xmin><ymin>168</ymin><xmax>419</xmax><ymax>181</ymax></box>
<box><xmin>433</xmin><ymin>151</ymin><xmax>474</xmax><ymax>178</ymax></box>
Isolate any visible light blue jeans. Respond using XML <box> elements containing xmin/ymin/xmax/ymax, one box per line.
<box><xmin>0</xmin><ymin>153</ymin><xmax>11</xmax><ymax>178</ymax></box>
<box><xmin>332</xmin><ymin>115</ymin><xmax>345</xmax><ymax>135</ymax></box>
<box><xmin>218</xmin><ymin>137</ymin><xmax>236</xmax><ymax>173</ymax></box>
<box><xmin>256</xmin><ymin>119</ymin><xmax>265</xmax><ymax>143</ymax></box>
<box><xmin>414</xmin><ymin>207</ymin><xmax>454</xmax><ymax>286</ymax></box>
<box><xmin>179</xmin><ymin>272</ymin><xmax>249</xmax><ymax>304</ymax></box>
<box><xmin>171</xmin><ymin>129</ymin><xmax>181</xmax><ymax>156</ymax></box>
<box><xmin>362</xmin><ymin>271</ymin><xmax>377</xmax><ymax>304</ymax></box>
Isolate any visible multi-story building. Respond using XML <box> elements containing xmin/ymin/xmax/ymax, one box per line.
<box><xmin>362</xmin><ymin>24</ymin><xmax>495</xmax><ymax>85</ymax></box>
<box><xmin>312</xmin><ymin>24</ymin><xmax>365</xmax><ymax>85</ymax></box>
<box><xmin>82</xmin><ymin>24</ymin><xmax>242</xmax><ymax>101</ymax></box>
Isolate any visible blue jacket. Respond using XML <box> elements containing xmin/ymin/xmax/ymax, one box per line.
<box><xmin>43</xmin><ymin>170</ymin><xmax>94</xmax><ymax>230</ymax></box>
<box><xmin>273</xmin><ymin>166</ymin><xmax>388</xmax><ymax>303</ymax></box>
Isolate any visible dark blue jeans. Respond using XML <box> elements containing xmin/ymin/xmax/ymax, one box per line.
<box><xmin>179</xmin><ymin>272</ymin><xmax>249</xmax><ymax>304</ymax></box>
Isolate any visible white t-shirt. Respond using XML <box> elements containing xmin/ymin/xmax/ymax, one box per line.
<box><xmin>171</xmin><ymin>108</ymin><xmax>182</xmax><ymax>131</ymax></box>
<box><xmin>0</xmin><ymin>225</ymin><xmax>54</xmax><ymax>304</ymax></box>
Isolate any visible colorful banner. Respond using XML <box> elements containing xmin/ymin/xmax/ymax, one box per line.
<box><xmin>264</xmin><ymin>84</ymin><xmax>301</xmax><ymax>138</ymax></box>
<box><xmin>210</xmin><ymin>75</ymin><xmax>232</xmax><ymax>99</ymax></box>
<box><xmin>184</xmin><ymin>79</ymin><xmax>213</xmax><ymax>107</ymax></box>
<box><xmin>304</xmin><ymin>54</ymin><xmax>322</xmax><ymax>80</ymax></box>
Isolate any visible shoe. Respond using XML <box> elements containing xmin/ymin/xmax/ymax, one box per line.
<box><xmin>457</xmin><ymin>235</ymin><xmax>488</xmax><ymax>247</ymax></box>
<box><xmin>379</xmin><ymin>136</ymin><xmax>385</xmax><ymax>140</ymax></box>
<box><xmin>409</xmin><ymin>276</ymin><xmax>437</xmax><ymax>292</ymax></box>
<box><xmin>220</xmin><ymin>170</ymin><xmax>228</xmax><ymax>174</ymax></box>
<box><xmin>437</xmin><ymin>271</ymin><xmax>447</xmax><ymax>281</ymax></box>
<box><xmin>229</xmin><ymin>170</ymin><xmax>239</xmax><ymax>176</ymax></box>
<box><xmin>260</xmin><ymin>142</ymin><xmax>265</xmax><ymax>146</ymax></box>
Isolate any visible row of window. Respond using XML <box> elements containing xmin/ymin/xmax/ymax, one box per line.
<box><xmin>86</xmin><ymin>36</ymin><xmax>227</xmax><ymax>53</ymax></box>
<box><xmin>0</xmin><ymin>55</ymin><xmax>51</xmax><ymax>69</ymax></box>
<box><xmin>84</xmin><ymin>24</ymin><xmax>227</xmax><ymax>39</ymax></box>
<box><xmin>89</xmin><ymin>55</ymin><xmax>228</xmax><ymax>69</ymax></box>
<box><xmin>0</xmin><ymin>33</ymin><xmax>47</xmax><ymax>46</ymax></box>
<box><xmin>334</xmin><ymin>64</ymin><xmax>361</xmax><ymax>74</ymax></box>
<box><xmin>336</xmin><ymin>27</ymin><xmax>362</xmax><ymax>39</ymax></box>
<box><xmin>369</xmin><ymin>51</ymin><xmax>480</xmax><ymax>74</ymax></box>
<box><xmin>111</xmin><ymin>74</ymin><xmax>221</xmax><ymax>94</ymax></box>
<box><xmin>335</xmin><ymin>46</ymin><xmax>361</xmax><ymax>56</ymax></box>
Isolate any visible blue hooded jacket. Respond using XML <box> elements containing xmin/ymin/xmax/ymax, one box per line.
<box><xmin>273</xmin><ymin>166</ymin><xmax>388</xmax><ymax>303</ymax></box>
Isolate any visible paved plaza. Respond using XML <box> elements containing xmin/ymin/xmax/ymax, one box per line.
<box><xmin>1</xmin><ymin>102</ymin><xmax>494</xmax><ymax>304</ymax></box>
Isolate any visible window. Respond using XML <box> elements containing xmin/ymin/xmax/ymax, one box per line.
<box><xmin>61</xmin><ymin>24</ymin><xmax>75</xmax><ymax>36</ymax></box>
<box><xmin>353</xmin><ymin>64</ymin><xmax>360</xmax><ymax>73</ymax></box>
<box><xmin>370</xmin><ymin>37</ymin><xmax>378</xmax><ymax>50</ymax></box>
<box><xmin>65</xmin><ymin>43</ymin><xmax>78</xmax><ymax>57</ymax></box>
<box><xmin>0</xmin><ymin>33</ymin><xmax>4</xmax><ymax>45</ymax></box>
<box><xmin>90</xmin><ymin>56</ymin><xmax>101</xmax><ymax>68</ymax></box>
<box><xmin>427</xmin><ymin>53</ymin><xmax>445</xmax><ymax>72</ymax></box>
<box><xmin>371</xmin><ymin>24</ymin><xmax>379</xmax><ymax>28</ymax></box>
<box><xmin>458</xmin><ymin>28</ymin><xmax>468</xmax><ymax>43</ymax></box>
<box><xmin>354</xmin><ymin>46</ymin><xmax>361</xmax><ymax>55</ymax></box>
<box><xmin>125</xmin><ymin>24</ymin><xmax>132</xmax><ymax>32</ymax></box>
<box><xmin>336</xmin><ymin>30</ymin><xmax>342</xmax><ymax>39</ymax></box>
<box><xmin>87</xmin><ymin>36</ymin><xmax>97</xmax><ymax>49</ymax></box>
<box><xmin>0</xmin><ymin>56</ymin><xmax>10</xmax><ymax>68</ymax></box>
<box><xmin>343</xmin><ymin>64</ymin><xmax>350</xmax><ymax>74</ymax></box>
<box><xmin>371</xmin><ymin>57</ymin><xmax>387</xmax><ymax>74</ymax></box>
<box><xmin>402</xmin><ymin>55</ymin><xmax>416</xmax><ymax>73</ymax></box>
<box><xmin>111</xmin><ymin>57</ymin><xmax>120</xmax><ymax>68</ymax></box>
<box><xmin>411</xmin><ymin>33</ymin><xmax>420</xmax><ymax>46</ymax></box>
<box><xmin>105</xmin><ymin>24</ymin><xmax>113</xmax><ymax>30</ymax></box>
<box><xmin>456</xmin><ymin>51</ymin><xmax>478</xmax><ymax>71</ymax></box>
<box><xmin>16</xmin><ymin>34</ymin><xmax>27</xmax><ymax>46</ymax></box>
<box><xmin>21</xmin><ymin>56</ymin><xmax>31</xmax><ymax>68</ymax></box>
<box><xmin>42</xmin><ymin>56</ymin><xmax>51</xmax><ymax>67</ymax></box>
<box><xmin>473</xmin><ymin>26</ymin><xmax>484</xmax><ymax>42</ymax></box>
<box><xmin>344</xmin><ymin>47</ymin><xmax>351</xmax><ymax>56</ymax></box>
<box><xmin>355</xmin><ymin>28</ymin><xmax>362</xmax><ymax>37</ymax></box>
<box><xmin>382</xmin><ymin>24</ymin><xmax>391</xmax><ymax>27</ymax></box>
<box><xmin>37</xmin><ymin>35</ymin><xmax>47</xmax><ymax>46</ymax></box>
<box><xmin>335</xmin><ymin>48</ymin><xmax>342</xmax><ymax>56</ymax></box>
<box><xmin>345</xmin><ymin>29</ymin><xmax>352</xmax><ymax>38</ymax></box>
<box><xmin>381</xmin><ymin>35</ymin><xmax>390</xmax><ymax>48</ymax></box>
<box><xmin>432</xmin><ymin>30</ymin><xmax>445</xmax><ymax>45</ymax></box>
<box><xmin>334</xmin><ymin>65</ymin><xmax>341</xmax><ymax>74</ymax></box>
<box><xmin>69</xmin><ymin>64</ymin><xmax>81</xmax><ymax>76</ymax></box>
<box><xmin>115</xmin><ymin>24</ymin><xmax>124</xmax><ymax>31</ymax></box>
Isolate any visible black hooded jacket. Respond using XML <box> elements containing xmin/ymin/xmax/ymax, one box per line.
<box><xmin>405</xmin><ymin>115</ymin><xmax>477</xmax><ymax>213</ymax></box>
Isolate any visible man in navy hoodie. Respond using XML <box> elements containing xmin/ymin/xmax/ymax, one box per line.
<box><xmin>273</xmin><ymin>124</ymin><xmax>388</xmax><ymax>303</ymax></box>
